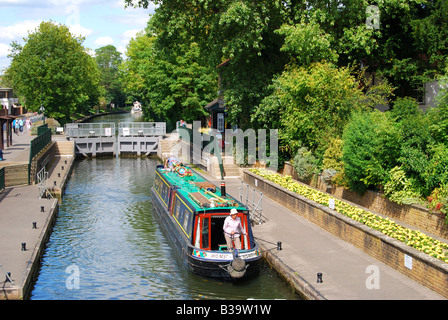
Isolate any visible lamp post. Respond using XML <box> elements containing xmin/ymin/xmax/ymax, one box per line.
<box><xmin>39</xmin><ymin>105</ymin><xmax>45</xmax><ymax>126</ymax></box>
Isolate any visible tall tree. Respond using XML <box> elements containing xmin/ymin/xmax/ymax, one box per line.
<box><xmin>95</xmin><ymin>45</ymin><xmax>126</xmax><ymax>109</ymax></box>
<box><xmin>126</xmin><ymin>0</ymin><xmax>289</xmax><ymax>128</ymax></box>
<box><xmin>121</xmin><ymin>31</ymin><xmax>216</xmax><ymax>128</ymax></box>
<box><xmin>6</xmin><ymin>21</ymin><xmax>101</xmax><ymax>123</ymax></box>
<box><xmin>254</xmin><ymin>61</ymin><xmax>394</xmax><ymax>161</ymax></box>
<box><xmin>125</xmin><ymin>0</ymin><xmax>448</xmax><ymax>112</ymax></box>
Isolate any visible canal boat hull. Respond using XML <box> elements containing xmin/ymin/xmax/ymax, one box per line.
<box><xmin>150</xmin><ymin>165</ymin><xmax>261</xmax><ymax>280</ymax></box>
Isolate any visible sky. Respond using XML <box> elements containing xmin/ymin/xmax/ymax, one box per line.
<box><xmin>0</xmin><ymin>0</ymin><xmax>157</xmax><ymax>73</ymax></box>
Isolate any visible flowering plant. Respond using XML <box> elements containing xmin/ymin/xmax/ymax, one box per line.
<box><xmin>427</xmin><ymin>184</ymin><xmax>448</xmax><ymax>223</ymax></box>
<box><xmin>250</xmin><ymin>169</ymin><xmax>448</xmax><ymax>263</ymax></box>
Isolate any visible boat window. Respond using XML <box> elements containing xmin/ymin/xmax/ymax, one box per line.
<box><xmin>154</xmin><ymin>175</ymin><xmax>159</xmax><ymax>191</ymax></box>
<box><xmin>155</xmin><ymin>175</ymin><xmax>163</xmax><ymax>194</ymax></box>
<box><xmin>160</xmin><ymin>182</ymin><xmax>169</xmax><ymax>205</ymax></box>
<box><xmin>183</xmin><ymin>210</ymin><xmax>192</xmax><ymax>236</ymax></box>
<box><xmin>177</xmin><ymin>201</ymin><xmax>186</xmax><ymax>224</ymax></box>
<box><xmin>172</xmin><ymin>196</ymin><xmax>193</xmax><ymax>238</ymax></box>
<box><xmin>173</xmin><ymin>198</ymin><xmax>181</xmax><ymax>218</ymax></box>
<box><xmin>201</xmin><ymin>217</ymin><xmax>209</xmax><ymax>249</ymax></box>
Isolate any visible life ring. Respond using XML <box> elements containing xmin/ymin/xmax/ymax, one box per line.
<box><xmin>178</xmin><ymin>167</ymin><xmax>187</xmax><ymax>176</ymax></box>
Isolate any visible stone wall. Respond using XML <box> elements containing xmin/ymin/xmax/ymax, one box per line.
<box><xmin>244</xmin><ymin>169</ymin><xmax>448</xmax><ymax>299</ymax></box>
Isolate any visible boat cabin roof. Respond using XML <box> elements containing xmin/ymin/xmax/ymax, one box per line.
<box><xmin>156</xmin><ymin>165</ymin><xmax>247</xmax><ymax>212</ymax></box>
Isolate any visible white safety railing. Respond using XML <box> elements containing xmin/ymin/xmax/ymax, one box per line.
<box><xmin>118</xmin><ymin>122</ymin><xmax>166</xmax><ymax>137</ymax></box>
<box><xmin>37</xmin><ymin>167</ymin><xmax>53</xmax><ymax>199</ymax></box>
<box><xmin>65</xmin><ymin>123</ymin><xmax>116</xmax><ymax>138</ymax></box>
<box><xmin>239</xmin><ymin>182</ymin><xmax>266</xmax><ymax>225</ymax></box>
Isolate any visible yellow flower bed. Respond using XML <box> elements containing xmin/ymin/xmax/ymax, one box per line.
<box><xmin>250</xmin><ymin>169</ymin><xmax>448</xmax><ymax>263</ymax></box>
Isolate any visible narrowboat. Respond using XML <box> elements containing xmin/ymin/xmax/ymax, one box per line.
<box><xmin>151</xmin><ymin>164</ymin><xmax>262</xmax><ymax>280</ymax></box>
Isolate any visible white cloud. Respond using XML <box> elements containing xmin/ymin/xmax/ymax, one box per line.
<box><xmin>94</xmin><ymin>36</ymin><xmax>114</xmax><ymax>46</ymax></box>
<box><xmin>0</xmin><ymin>20</ymin><xmax>42</xmax><ymax>40</ymax></box>
<box><xmin>0</xmin><ymin>0</ymin><xmax>33</xmax><ymax>6</ymax></box>
<box><xmin>0</xmin><ymin>43</ymin><xmax>11</xmax><ymax>58</ymax></box>
<box><xmin>122</xmin><ymin>29</ymin><xmax>140</xmax><ymax>41</ymax></box>
<box><xmin>69</xmin><ymin>24</ymin><xmax>93</xmax><ymax>38</ymax></box>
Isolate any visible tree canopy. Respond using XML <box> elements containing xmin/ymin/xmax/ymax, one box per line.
<box><xmin>123</xmin><ymin>0</ymin><xmax>448</xmax><ymax>129</ymax></box>
<box><xmin>6</xmin><ymin>21</ymin><xmax>101</xmax><ymax>123</ymax></box>
<box><xmin>95</xmin><ymin>45</ymin><xmax>126</xmax><ymax>109</ymax></box>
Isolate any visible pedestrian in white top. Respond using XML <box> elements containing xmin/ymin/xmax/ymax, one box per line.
<box><xmin>223</xmin><ymin>208</ymin><xmax>247</xmax><ymax>251</ymax></box>
<box><xmin>25</xmin><ymin>118</ymin><xmax>31</xmax><ymax>134</ymax></box>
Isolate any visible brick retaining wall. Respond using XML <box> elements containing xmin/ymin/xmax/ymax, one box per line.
<box><xmin>283</xmin><ymin>162</ymin><xmax>448</xmax><ymax>240</ymax></box>
<box><xmin>244</xmin><ymin>169</ymin><xmax>448</xmax><ymax>299</ymax></box>
<box><xmin>2</xmin><ymin>164</ymin><xmax>29</xmax><ymax>187</ymax></box>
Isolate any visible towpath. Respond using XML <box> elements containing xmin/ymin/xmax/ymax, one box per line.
<box><xmin>0</xmin><ymin>127</ymin><xmax>63</xmax><ymax>299</ymax></box>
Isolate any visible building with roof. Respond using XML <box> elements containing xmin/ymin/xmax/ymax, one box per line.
<box><xmin>0</xmin><ymin>87</ymin><xmax>19</xmax><ymax>113</ymax></box>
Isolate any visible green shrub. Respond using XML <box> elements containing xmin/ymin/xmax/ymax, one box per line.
<box><xmin>383</xmin><ymin>166</ymin><xmax>421</xmax><ymax>205</ymax></box>
<box><xmin>423</xmin><ymin>143</ymin><xmax>448</xmax><ymax>193</ymax></box>
<box><xmin>292</xmin><ymin>147</ymin><xmax>318</xmax><ymax>183</ymax></box>
<box><xmin>30</xmin><ymin>118</ymin><xmax>61</xmax><ymax>135</ymax></box>
<box><xmin>342</xmin><ymin>110</ymin><xmax>400</xmax><ymax>193</ymax></box>
<box><xmin>322</xmin><ymin>138</ymin><xmax>344</xmax><ymax>171</ymax></box>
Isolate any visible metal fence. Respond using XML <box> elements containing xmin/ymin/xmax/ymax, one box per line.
<box><xmin>118</xmin><ymin>122</ymin><xmax>166</xmax><ymax>136</ymax></box>
<box><xmin>65</xmin><ymin>122</ymin><xmax>166</xmax><ymax>138</ymax></box>
<box><xmin>65</xmin><ymin>123</ymin><xmax>116</xmax><ymax>137</ymax></box>
<box><xmin>29</xmin><ymin>126</ymin><xmax>52</xmax><ymax>162</ymax></box>
<box><xmin>29</xmin><ymin>125</ymin><xmax>52</xmax><ymax>185</ymax></box>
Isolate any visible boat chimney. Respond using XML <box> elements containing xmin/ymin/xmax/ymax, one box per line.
<box><xmin>221</xmin><ymin>181</ymin><xmax>226</xmax><ymax>198</ymax></box>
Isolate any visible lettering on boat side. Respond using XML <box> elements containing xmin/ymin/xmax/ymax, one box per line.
<box><xmin>192</xmin><ymin>249</ymin><xmax>261</xmax><ymax>261</ymax></box>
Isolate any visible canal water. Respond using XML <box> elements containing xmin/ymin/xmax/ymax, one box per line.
<box><xmin>30</xmin><ymin>113</ymin><xmax>299</xmax><ymax>300</ymax></box>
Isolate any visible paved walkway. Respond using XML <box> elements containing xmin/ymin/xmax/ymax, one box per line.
<box><xmin>0</xmin><ymin>185</ymin><xmax>58</xmax><ymax>299</ymax></box>
<box><xmin>0</xmin><ymin>129</ymin><xmax>34</xmax><ymax>164</ymax></box>
<box><xmin>206</xmin><ymin>177</ymin><xmax>445</xmax><ymax>300</ymax></box>
<box><xmin>0</xmin><ymin>128</ymin><xmax>59</xmax><ymax>299</ymax></box>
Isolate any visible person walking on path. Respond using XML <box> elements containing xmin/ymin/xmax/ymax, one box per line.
<box><xmin>223</xmin><ymin>208</ymin><xmax>247</xmax><ymax>251</ymax></box>
<box><xmin>19</xmin><ymin>118</ymin><xmax>24</xmax><ymax>134</ymax></box>
<box><xmin>25</xmin><ymin>118</ymin><xmax>31</xmax><ymax>134</ymax></box>
<box><xmin>14</xmin><ymin>119</ymin><xmax>19</xmax><ymax>135</ymax></box>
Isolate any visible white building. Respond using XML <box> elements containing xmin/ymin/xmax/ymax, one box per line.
<box><xmin>0</xmin><ymin>87</ymin><xmax>19</xmax><ymax>113</ymax></box>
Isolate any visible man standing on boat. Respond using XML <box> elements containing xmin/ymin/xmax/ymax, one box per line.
<box><xmin>223</xmin><ymin>209</ymin><xmax>247</xmax><ymax>251</ymax></box>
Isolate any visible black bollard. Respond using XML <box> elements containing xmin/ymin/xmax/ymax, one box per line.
<box><xmin>32</xmin><ymin>222</ymin><xmax>37</xmax><ymax>229</ymax></box>
<box><xmin>221</xmin><ymin>181</ymin><xmax>226</xmax><ymax>198</ymax></box>
<box><xmin>317</xmin><ymin>272</ymin><xmax>323</xmax><ymax>283</ymax></box>
<box><xmin>277</xmin><ymin>241</ymin><xmax>282</xmax><ymax>251</ymax></box>
<box><xmin>61</xmin><ymin>166</ymin><xmax>64</xmax><ymax>170</ymax></box>
<box><xmin>58</xmin><ymin>173</ymin><xmax>61</xmax><ymax>178</ymax></box>
<box><xmin>54</xmin><ymin>181</ymin><xmax>57</xmax><ymax>186</ymax></box>
<box><xmin>41</xmin><ymin>206</ymin><xmax>45</xmax><ymax>212</ymax></box>
<box><xmin>21</xmin><ymin>242</ymin><xmax>26</xmax><ymax>251</ymax></box>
